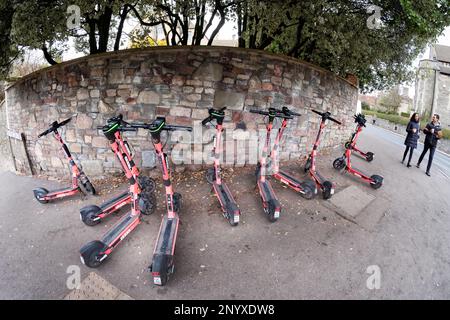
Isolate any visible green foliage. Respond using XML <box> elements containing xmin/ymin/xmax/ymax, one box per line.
<box><xmin>400</xmin><ymin>112</ymin><xmax>411</xmax><ymax>118</ymax></box>
<box><xmin>363</xmin><ymin>110</ymin><xmax>410</xmax><ymax>126</ymax></box>
<box><xmin>237</xmin><ymin>0</ymin><xmax>450</xmax><ymax>91</ymax></box>
<box><xmin>361</xmin><ymin>101</ymin><xmax>370</xmax><ymax>110</ymax></box>
<box><xmin>378</xmin><ymin>88</ymin><xmax>402</xmax><ymax>114</ymax></box>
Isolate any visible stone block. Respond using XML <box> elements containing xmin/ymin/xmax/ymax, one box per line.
<box><xmin>142</xmin><ymin>150</ymin><xmax>156</xmax><ymax>168</ymax></box>
<box><xmin>80</xmin><ymin>160</ymin><xmax>104</xmax><ymax>175</ymax></box>
<box><xmin>137</xmin><ymin>90</ymin><xmax>160</xmax><ymax>104</ymax></box>
<box><xmin>170</xmin><ymin>106</ymin><xmax>192</xmax><ymax>117</ymax></box>
<box><xmin>214</xmin><ymin>90</ymin><xmax>245</xmax><ymax>110</ymax></box>
<box><xmin>92</xmin><ymin>136</ymin><xmax>108</xmax><ymax>148</ymax></box>
<box><xmin>193</xmin><ymin>62</ymin><xmax>223</xmax><ymax>81</ymax></box>
<box><xmin>76</xmin><ymin>114</ymin><xmax>93</xmax><ymax>130</ymax></box>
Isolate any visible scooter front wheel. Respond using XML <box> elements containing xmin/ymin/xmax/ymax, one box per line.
<box><xmin>80</xmin><ymin>206</ymin><xmax>102</xmax><ymax>226</ymax></box>
<box><xmin>33</xmin><ymin>188</ymin><xmax>49</xmax><ymax>204</ymax></box>
<box><xmin>80</xmin><ymin>240</ymin><xmax>107</xmax><ymax>268</ymax></box>
<box><xmin>304</xmin><ymin>156</ymin><xmax>312</xmax><ymax>173</ymax></box>
<box><xmin>138</xmin><ymin>176</ymin><xmax>156</xmax><ymax>193</ymax></box>
<box><xmin>333</xmin><ymin>157</ymin><xmax>346</xmax><ymax>170</ymax></box>
<box><xmin>80</xmin><ymin>180</ymin><xmax>96</xmax><ymax>195</ymax></box>
<box><xmin>140</xmin><ymin>192</ymin><xmax>157</xmax><ymax>215</ymax></box>
<box><xmin>370</xmin><ymin>175</ymin><xmax>383</xmax><ymax>189</ymax></box>
<box><xmin>300</xmin><ymin>180</ymin><xmax>316</xmax><ymax>200</ymax></box>
<box><xmin>322</xmin><ymin>181</ymin><xmax>334</xmax><ymax>200</ymax></box>
<box><xmin>205</xmin><ymin>168</ymin><xmax>215</xmax><ymax>184</ymax></box>
<box><xmin>365</xmin><ymin>152</ymin><xmax>374</xmax><ymax>162</ymax></box>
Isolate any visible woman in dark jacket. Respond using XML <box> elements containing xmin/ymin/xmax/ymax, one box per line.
<box><xmin>402</xmin><ymin>113</ymin><xmax>420</xmax><ymax>167</ymax></box>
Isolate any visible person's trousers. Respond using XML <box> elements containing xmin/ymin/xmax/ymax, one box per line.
<box><xmin>418</xmin><ymin>143</ymin><xmax>436</xmax><ymax>173</ymax></box>
<box><xmin>402</xmin><ymin>146</ymin><xmax>414</xmax><ymax>165</ymax></box>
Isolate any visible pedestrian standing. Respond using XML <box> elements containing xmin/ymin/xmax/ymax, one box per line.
<box><xmin>402</xmin><ymin>113</ymin><xmax>420</xmax><ymax>167</ymax></box>
<box><xmin>417</xmin><ymin>114</ymin><xmax>442</xmax><ymax>176</ymax></box>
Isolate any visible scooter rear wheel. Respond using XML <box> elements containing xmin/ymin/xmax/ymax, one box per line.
<box><xmin>80</xmin><ymin>240</ymin><xmax>107</xmax><ymax>268</ymax></box>
<box><xmin>151</xmin><ymin>254</ymin><xmax>172</xmax><ymax>286</ymax></box>
<box><xmin>226</xmin><ymin>202</ymin><xmax>240</xmax><ymax>226</ymax></box>
<box><xmin>300</xmin><ymin>181</ymin><xmax>316</xmax><ymax>200</ymax></box>
<box><xmin>33</xmin><ymin>188</ymin><xmax>49</xmax><ymax>204</ymax></box>
<box><xmin>365</xmin><ymin>152</ymin><xmax>374</xmax><ymax>162</ymax></box>
<box><xmin>333</xmin><ymin>157</ymin><xmax>346</xmax><ymax>170</ymax></box>
<box><xmin>322</xmin><ymin>181</ymin><xmax>334</xmax><ymax>200</ymax></box>
<box><xmin>370</xmin><ymin>175</ymin><xmax>383</xmax><ymax>189</ymax></box>
<box><xmin>267</xmin><ymin>199</ymin><xmax>280</xmax><ymax>222</ymax></box>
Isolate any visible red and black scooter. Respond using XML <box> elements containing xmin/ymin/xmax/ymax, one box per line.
<box><xmin>79</xmin><ymin>115</ymin><xmax>156</xmax><ymax>268</ymax></box>
<box><xmin>344</xmin><ymin>114</ymin><xmax>374</xmax><ymax>162</ymax></box>
<box><xmin>142</xmin><ymin>117</ymin><xmax>192</xmax><ymax>286</ymax></box>
<box><xmin>332</xmin><ymin>114</ymin><xmax>383</xmax><ymax>189</ymax></box>
<box><xmin>79</xmin><ymin>115</ymin><xmax>156</xmax><ymax>226</ymax></box>
<box><xmin>264</xmin><ymin>107</ymin><xmax>317</xmax><ymax>199</ymax></box>
<box><xmin>33</xmin><ymin>117</ymin><xmax>96</xmax><ymax>203</ymax></box>
<box><xmin>304</xmin><ymin>109</ymin><xmax>342</xmax><ymax>199</ymax></box>
<box><xmin>250</xmin><ymin>108</ymin><xmax>284</xmax><ymax>222</ymax></box>
<box><xmin>202</xmin><ymin>107</ymin><xmax>241</xmax><ymax>226</ymax></box>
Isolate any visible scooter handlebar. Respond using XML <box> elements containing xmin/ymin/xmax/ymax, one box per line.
<box><xmin>165</xmin><ymin>125</ymin><xmax>192</xmax><ymax>132</ymax></box>
<box><xmin>38</xmin><ymin>117</ymin><xmax>72</xmax><ymax>138</ymax></box>
<box><xmin>311</xmin><ymin>109</ymin><xmax>341</xmax><ymax>125</ymax></box>
<box><xmin>249</xmin><ymin>108</ymin><xmax>293</xmax><ymax>119</ymax></box>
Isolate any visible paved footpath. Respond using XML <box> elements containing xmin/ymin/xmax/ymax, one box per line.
<box><xmin>0</xmin><ymin>124</ymin><xmax>449</xmax><ymax>299</ymax></box>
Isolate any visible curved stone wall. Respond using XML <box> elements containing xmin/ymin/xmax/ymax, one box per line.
<box><xmin>5</xmin><ymin>46</ymin><xmax>357</xmax><ymax>177</ymax></box>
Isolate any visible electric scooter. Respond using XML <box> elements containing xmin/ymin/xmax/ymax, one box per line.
<box><xmin>141</xmin><ymin>117</ymin><xmax>192</xmax><ymax>286</ymax></box>
<box><xmin>250</xmin><ymin>108</ymin><xmax>284</xmax><ymax>222</ymax></box>
<box><xmin>79</xmin><ymin>115</ymin><xmax>157</xmax><ymax>268</ymax></box>
<box><xmin>344</xmin><ymin>114</ymin><xmax>374</xmax><ymax>162</ymax></box>
<box><xmin>332</xmin><ymin>114</ymin><xmax>383</xmax><ymax>189</ymax></box>
<box><xmin>202</xmin><ymin>107</ymin><xmax>241</xmax><ymax>226</ymax></box>
<box><xmin>304</xmin><ymin>109</ymin><xmax>342</xmax><ymax>199</ymax></box>
<box><xmin>260</xmin><ymin>106</ymin><xmax>317</xmax><ymax>199</ymax></box>
<box><xmin>33</xmin><ymin>117</ymin><xmax>95</xmax><ymax>203</ymax></box>
<box><xmin>79</xmin><ymin>115</ymin><xmax>156</xmax><ymax>226</ymax></box>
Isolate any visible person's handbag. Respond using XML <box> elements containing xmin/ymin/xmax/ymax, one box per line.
<box><xmin>437</xmin><ymin>130</ymin><xmax>443</xmax><ymax>139</ymax></box>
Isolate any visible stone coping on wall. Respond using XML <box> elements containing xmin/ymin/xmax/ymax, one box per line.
<box><xmin>5</xmin><ymin>46</ymin><xmax>358</xmax><ymax>91</ymax></box>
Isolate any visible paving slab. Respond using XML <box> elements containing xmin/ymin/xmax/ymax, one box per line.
<box><xmin>64</xmin><ymin>272</ymin><xmax>134</xmax><ymax>300</ymax></box>
<box><xmin>328</xmin><ymin>184</ymin><xmax>376</xmax><ymax>219</ymax></box>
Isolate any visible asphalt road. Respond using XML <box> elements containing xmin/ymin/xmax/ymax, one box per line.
<box><xmin>0</xmin><ymin>125</ymin><xmax>449</xmax><ymax>300</ymax></box>
<box><xmin>366</xmin><ymin>124</ymin><xmax>450</xmax><ymax>180</ymax></box>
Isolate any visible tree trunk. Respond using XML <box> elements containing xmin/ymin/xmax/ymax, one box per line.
<box><xmin>114</xmin><ymin>5</ymin><xmax>130</xmax><ymax>51</ymax></box>
<box><xmin>42</xmin><ymin>46</ymin><xmax>58</xmax><ymax>65</ymax></box>
<box><xmin>97</xmin><ymin>5</ymin><xmax>113</xmax><ymax>52</ymax></box>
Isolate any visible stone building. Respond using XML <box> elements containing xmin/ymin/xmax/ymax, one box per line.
<box><xmin>414</xmin><ymin>44</ymin><xmax>450</xmax><ymax>127</ymax></box>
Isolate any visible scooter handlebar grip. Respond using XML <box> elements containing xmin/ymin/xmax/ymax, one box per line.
<box><xmin>119</xmin><ymin>127</ymin><xmax>138</xmax><ymax>132</ymax></box>
<box><xmin>329</xmin><ymin>117</ymin><xmax>342</xmax><ymax>125</ymax></box>
<box><xmin>38</xmin><ymin>128</ymin><xmax>51</xmax><ymax>138</ymax></box>
<box><xmin>201</xmin><ymin>116</ymin><xmax>213</xmax><ymax>126</ymax></box>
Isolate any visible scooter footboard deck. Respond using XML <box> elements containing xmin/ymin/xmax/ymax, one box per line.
<box><xmin>349</xmin><ymin>167</ymin><xmax>372</xmax><ymax>180</ymax></box>
<box><xmin>214</xmin><ymin>182</ymin><xmax>236</xmax><ymax>206</ymax></box>
<box><xmin>277</xmin><ymin>170</ymin><xmax>302</xmax><ymax>186</ymax></box>
<box><xmin>101</xmin><ymin>211</ymin><xmax>139</xmax><ymax>245</ymax></box>
<box><xmin>47</xmin><ymin>187</ymin><xmax>78</xmax><ymax>195</ymax></box>
<box><xmin>100</xmin><ymin>191</ymin><xmax>130</xmax><ymax>209</ymax></box>
<box><xmin>154</xmin><ymin>216</ymin><xmax>179</xmax><ymax>256</ymax></box>
<box><xmin>259</xmin><ymin>180</ymin><xmax>277</xmax><ymax>201</ymax></box>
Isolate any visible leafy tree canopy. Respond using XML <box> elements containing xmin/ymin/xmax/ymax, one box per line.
<box><xmin>0</xmin><ymin>0</ymin><xmax>448</xmax><ymax>91</ymax></box>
